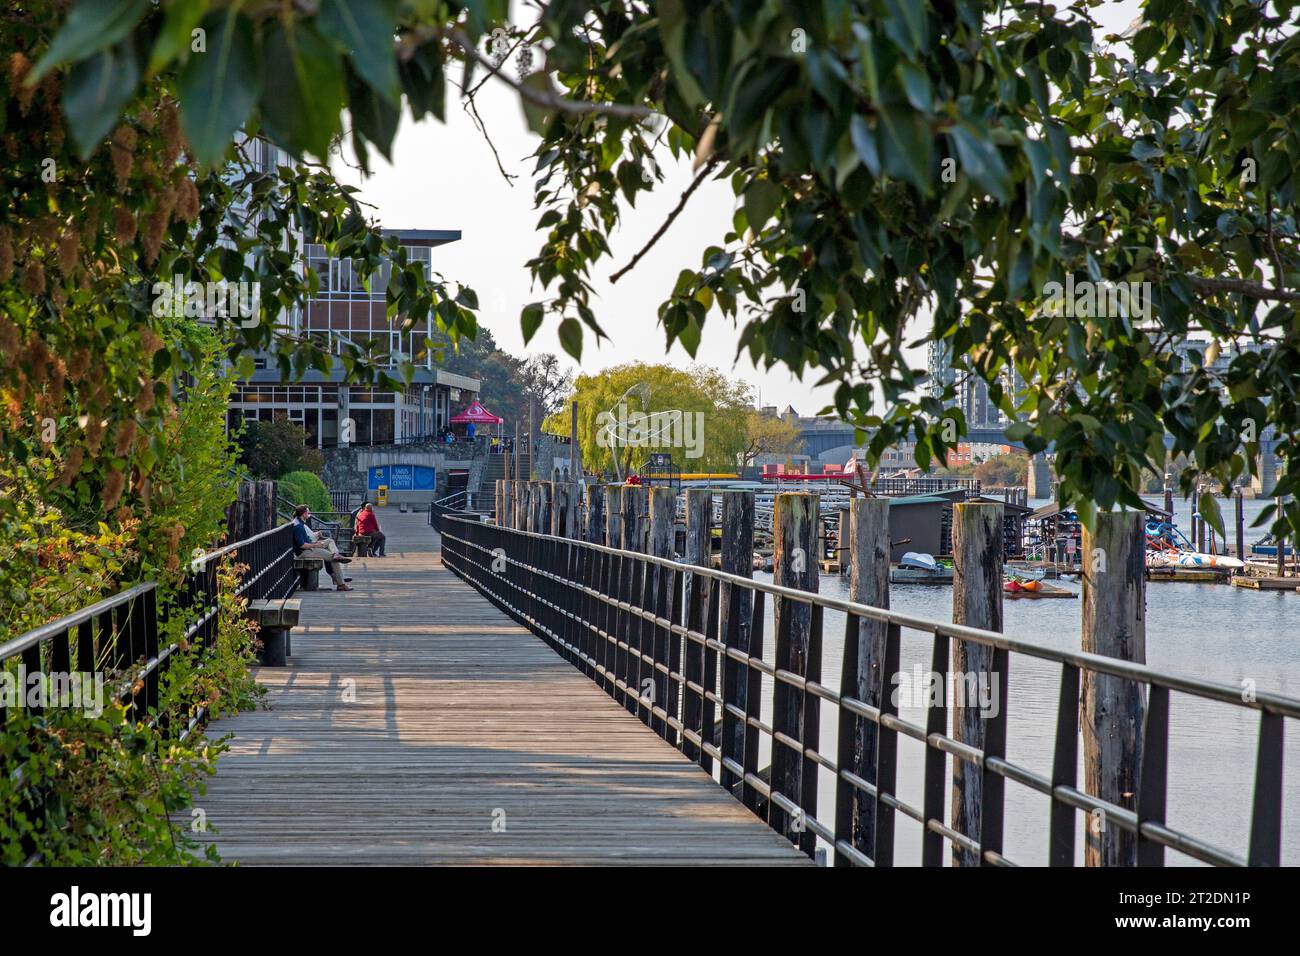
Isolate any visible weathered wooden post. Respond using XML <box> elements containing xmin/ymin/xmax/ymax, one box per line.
<box><xmin>719</xmin><ymin>491</ymin><xmax>755</xmax><ymax>796</ymax></box>
<box><xmin>770</xmin><ymin>492</ymin><xmax>820</xmax><ymax>857</ymax></box>
<box><xmin>950</xmin><ymin>501</ymin><xmax>1004</xmax><ymax>866</ymax></box>
<box><xmin>584</xmin><ymin>484</ymin><xmax>606</xmax><ymax>544</ymax></box>
<box><xmin>620</xmin><ymin>485</ymin><xmax>648</xmax><ymax>717</ymax></box>
<box><xmin>621</xmin><ymin>485</ymin><xmax>646</xmax><ymax>551</ymax></box>
<box><xmin>536</xmin><ymin>481</ymin><xmax>553</xmax><ymax>535</ymax></box>
<box><xmin>647</xmin><ymin>487</ymin><xmax>677</xmax><ymax>739</ymax></box>
<box><xmin>682</xmin><ymin>489</ymin><xmax>713</xmax><ymax>765</ymax></box>
<box><xmin>1235</xmin><ymin>488</ymin><xmax>1245</xmax><ymax>560</ymax></box>
<box><xmin>495</xmin><ymin>479</ymin><xmax>505</xmax><ymax>526</ymax></box>
<box><xmin>1081</xmin><ymin>510</ymin><xmax>1147</xmax><ymax>866</ymax></box>
<box><xmin>605</xmin><ymin>484</ymin><xmax>623</xmax><ymax>549</ymax></box>
<box><xmin>552</xmin><ymin>482</ymin><xmax>572</xmax><ymax>538</ymax></box>
<box><xmin>1277</xmin><ymin>498</ymin><xmax>1286</xmax><ymax>577</ymax></box>
<box><xmin>513</xmin><ymin>479</ymin><xmax>526</xmax><ymax>530</ymax></box>
<box><xmin>835</xmin><ymin>497</ymin><xmax>890</xmax><ymax>865</ymax></box>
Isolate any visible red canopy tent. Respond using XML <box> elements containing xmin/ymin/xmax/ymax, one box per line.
<box><xmin>449</xmin><ymin>400</ymin><xmax>504</xmax><ymax>437</ymax></box>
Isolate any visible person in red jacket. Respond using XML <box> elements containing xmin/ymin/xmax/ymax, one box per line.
<box><xmin>354</xmin><ymin>503</ymin><xmax>386</xmax><ymax>556</ymax></box>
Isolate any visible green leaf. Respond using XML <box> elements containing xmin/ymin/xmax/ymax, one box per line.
<box><xmin>743</xmin><ymin>178</ymin><xmax>781</xmax><ymax>232</ymax></box>
<box><xmin>519</xmin><ymin>72</ymin><xmax>557</xmax><ymax>134</ymax></box>
<box><xmin>558</xmin><ymin>317</ymin><xmax>583</xmax><ymax>360</ymax></box>
<box><xmin>178</xmin><ymin>11</ymin><xmax>262</xmax><ymax>167</ymax></box>
<box><xmin>1198</xmin><ymin>491</ymin><xmax>1224</xmax><ymax>537</ymax></box>
<box><xmin>345</xmin><ymin>61</ymin><xmax>399</xmax><ymax>167</ymax></box>
<box><xmin>261</xmin><ymin>22</ymin><xmax>345</xmax><ymax>160</ymax></box>
<box><xmin>148</xmin><ymin>0</ymin><xmax>206</xmax><ymax>76</ymax></box>
<box><xmin>850</xmin><ymin>115</ymin><xmax>881</xmax><ymax>177</ymax></box>
<box><xmin>948</xmin><ymin>123</ymin><xmax>1010</xmax><ymax>202</ymax></box>
<box><xmin>521</xmin><ymin>303</ymin><xmax>544</xmax><ymax>343</ymax></box>
<box><xmin>317</xmin><ymin>0</ymin><xmax>401</xmax><ymax>104</ymax></box>
<box><xmin>29</xmin><ymin>0</ymin><xmax>149</xmax><ymax>84</ymax></box>
<box><xmin>1132</xmin><ymin>26</ymin><xmax>1163</xmax><ymax>64</ymax></box>
<box><xmin>64</xmin><ymin>42</ymin><xmax>140</xmax><ymax>159</ymax></box>
<box><xmin>878</xmin><ymin>105</ymin><xmax>931</xmax><ymax>193</ymax></box>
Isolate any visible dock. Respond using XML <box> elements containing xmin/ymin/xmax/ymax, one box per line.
<box><xmin>1232</xmin><ymin>575</ymin><xmax>1300</xmax><ymax>591</ymax></box>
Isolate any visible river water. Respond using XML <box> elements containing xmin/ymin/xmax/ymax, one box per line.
<box><xmin>731</xmin><ymin>495</ymin><xmax>1299</xmax><ymax>865</ymax></box>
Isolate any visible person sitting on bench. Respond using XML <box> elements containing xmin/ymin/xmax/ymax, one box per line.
<box><xmin>354</xmin><ymin>502</ymin><xmax>386</xmax><ymax>556</ymax></box>
<box><xmin>292</xmin><ymin>505</ymin><xmax>353</xmax><ymax>591</ymax></box>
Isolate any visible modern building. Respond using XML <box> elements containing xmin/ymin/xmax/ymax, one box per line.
<box><xmin>226</xmin><ymin>228</ymin><xmax>481</xmax><ymax>446</ymax></box>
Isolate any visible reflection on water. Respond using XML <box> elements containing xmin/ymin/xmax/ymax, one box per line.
<box><xmin>729</xmin><ymin>496</ymin><xmax>1299</xmax><ymax>866</ymax></box>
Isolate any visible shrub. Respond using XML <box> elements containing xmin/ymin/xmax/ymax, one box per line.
<box><xmin>238</xmin><ymin>419</ymin><xmax>324</xmax><ymax>478</ymax></box>
<box><xmin>279</xmin><ymin>470</ymin><xmax>332</xmax><ymax>515</ymax></box>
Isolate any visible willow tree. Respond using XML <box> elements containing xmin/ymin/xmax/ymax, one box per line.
<box><xmin>14</xmin><ymin>0</ymin><xmax>1300</xmax><ymax>538</ymax></box>
<box><xmin>550</xmin><ymin>362</ymin><xmax>752</xmax><ymax>474</ymax></box>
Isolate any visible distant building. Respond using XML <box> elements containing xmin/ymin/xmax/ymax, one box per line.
<box><xmin>227</xmin><ymin>228</ymin><xmax>480</xmax><ymax>446</ymax></box>
<box><xmin>927</xmin><ymin>340</ymin><xmax>1027</xmax><ymax>429</ymax></box>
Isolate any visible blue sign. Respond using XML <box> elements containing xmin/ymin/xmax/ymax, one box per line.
<box><xmin>369</xmin><ymin>465</ymin><xmax>435</xmax><ymax>491</ymax></box>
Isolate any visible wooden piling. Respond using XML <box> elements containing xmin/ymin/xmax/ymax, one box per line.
<box><xmin>1277</xmin><ymin>498</ymin><xmax>1286</xmax><ymax>577</ymax></box>
<box><xmin>605</xmin><ymin>484</ymin><xmax>624</xmax><ymax>549</ymax></box>
<box><xmin>1235</xmin><ymin>489</ymin><xmax>1245</xmax><ymax>560</ymax></box>
<box><xmin>950</xmin><ymin>501</ymin><xmax>1004</xmax><ymax>866</ymax></box>
<box><xmin>682</xmin><ymin>489</ymin><xmax>713</xmax><ymax>765</ymax></box>
<box><xmin>584</xmin><ymin>484</ymin><xmax>606</xmax><ymax>544</ymax></box>
<box><xmin>620</xmin><ymin>485</ymin><xmax>648</xmax><ymax>718</ymax></box>
<box><xmin>647</xmin><ymin>487</ymin><xmax>677</xmax><ymax>738</ymax></box>
<box><xmin>836</xmin><ymin>497</ymin><xmax>890</xmax><ymax>866</ymax></box>
<box><xmin>719</xmin><ymin>491</ymin><xmax>756</xmax><ymax>795</ymax></box>
<box><xmin>552</xmin><ymin>482</ymin><xmax>574</xmax><ymax>538</ymax></box>
<box><xmin>1081</xmin><ymin>510</ymin><xmax>1147</xmax><ymax>866</ymax></box>
<box><xmin>621</xmin><ymin>485</ymin><xmax>645</xmax><ymax>552</ymax></box>
<box><xmin>770</xmin><ymin>492</ymin><xmax>820</xmax><ymax>857</ymax></box>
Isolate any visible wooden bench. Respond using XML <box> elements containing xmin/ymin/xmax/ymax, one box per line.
<box><xmin>353</xmin><ymin>534</ymin><xmax>372</xmax><ymax>558</ymax></box>
<box><xmin>293</xmin><ymin>556</ymin><xmax>324</xmax><ymax>591</ymax></box>
<box><xmin>245</xmin><ymin>598</ymin><xmax>302</xmax><ymax>666</ymax></box>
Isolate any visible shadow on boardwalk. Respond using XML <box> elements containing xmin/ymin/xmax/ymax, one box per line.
<box><xmin>194</xmin><ymin>511</ymin><xmax>808</xmax><ymax>865</ymax></box>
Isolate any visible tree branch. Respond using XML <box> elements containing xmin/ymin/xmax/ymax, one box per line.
<box><xmin>415</xmin><ymin>26</ymin><xmax>657</xmax><ymax>121</ymax></box>
<box><xmin>1187</xmin><ymin>275</ymin><xmax>1300</xmax><ymax>303</ymax></box>
<box><xmin>610</xmin><ymin>157</ymin><xmax>721</xmax><ymax>284</ymax></box>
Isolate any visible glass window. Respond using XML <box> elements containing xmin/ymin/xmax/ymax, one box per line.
<box><xmin>372</xmin><ymin>408</ymin><xmax>394</xmax><ymax>443</ymax></box>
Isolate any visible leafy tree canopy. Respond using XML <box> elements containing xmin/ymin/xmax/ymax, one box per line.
<box><xmin>16</xmin><ymin>0</ymin><xmax>1300</xmax><ymax>539</ymax></box>
<box><xmin>554</xmin><ymin>361</ymin><xmax>756</xmax><ymax>475</ymax></box>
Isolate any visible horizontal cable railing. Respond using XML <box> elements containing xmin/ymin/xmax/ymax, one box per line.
<box><xmin>435</xmin><ymin>513</ymin><xmax>1297</xmax><ymax>867</ymax></box>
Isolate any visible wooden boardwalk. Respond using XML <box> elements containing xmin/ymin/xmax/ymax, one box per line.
<box><xmin>195</xmin><ymin>511</ymin><xmax>808</xmax><ymax>865</ymax></box>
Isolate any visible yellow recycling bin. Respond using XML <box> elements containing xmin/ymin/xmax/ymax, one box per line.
<box><xmin>376</xmin><ymin>485</ymin><xmax>388</xmax><ymax>506</ymax></box>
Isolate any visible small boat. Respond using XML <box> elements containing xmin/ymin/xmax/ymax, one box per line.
<box><xmin>890</xmin><ymin>553</ymin><xmax>952</xmax><ymax>584</ymax></box>
<box><xmin>1146</xmin><ymin>549</ymin><xmax>1244</xmax><ymax>570</ymax></box>
<box><xmin>899</xmin><ymin>551</ymin><xmax>939</xmax><ymax>572</ymax></box>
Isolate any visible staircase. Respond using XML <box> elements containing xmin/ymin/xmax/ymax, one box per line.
<box><xmin>479</xmin><ymin>452</ymin><xmax>531</xmax><ymax>491</ymax></box>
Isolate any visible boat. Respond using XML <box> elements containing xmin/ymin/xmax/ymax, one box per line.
<box><xmin>890</xmin><ymin>553</ymin><xmax>953</xmax><ymax>584</ymax></box>
<box><xmin>899</xmin><ymin>551</ymin><xmax>939</xmax><ymax>572</ymax></box>
<box><xmin>1144</xmin><ymin>520</ymin><xmax>1244</xmax><ymax>571</ymax></box>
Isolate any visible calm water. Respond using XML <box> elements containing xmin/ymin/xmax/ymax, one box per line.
<box><xmin>731</xmin><ymin>495</ymin><xmax>1300</xmax><ymax>865</ymax></box>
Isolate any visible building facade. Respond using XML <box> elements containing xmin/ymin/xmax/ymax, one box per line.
<box><xmin>227</xmin><ymin>228</ymin><xmax>481</xmax><ymax>447</ymax></box>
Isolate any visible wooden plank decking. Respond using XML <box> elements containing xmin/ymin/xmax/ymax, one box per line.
<box><xmin>194</xmin><ymin>511</ymin><xmax>808</xmax><ymax>865</ymax></box>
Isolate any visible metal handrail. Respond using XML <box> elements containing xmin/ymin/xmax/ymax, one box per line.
<box><xmin>439</xmin><ymin>517</ymin><xmax>1297</xmax><ymax>718</ymax></box>
<box><xmin>436</xmin><ymin>513</ymin><xmax>1296</xmax><ymax>867</ymax></box>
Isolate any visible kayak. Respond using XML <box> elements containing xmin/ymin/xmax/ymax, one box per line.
<box><xmin>1146</xmin><ymin>549</ymin><xmax>1244</xmax><ymax>570</ymax></box>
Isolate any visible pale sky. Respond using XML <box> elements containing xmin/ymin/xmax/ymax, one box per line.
<box><xmin>332</xmin><ymin>2</ymin><xmax>1140</xmax><ymax>416</ymax></box>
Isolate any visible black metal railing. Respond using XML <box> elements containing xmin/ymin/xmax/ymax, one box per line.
<box><xmin>435</xmin><ymin>514</ymin><xmax>1298</xmax><ymax>867</ymax></box>
<box><xmin>2</xmin><ymin>522</ymin><xmax>296</xmax><ymax>863</ymax></box>
<box><xmin>2</xmin><ymin>523</ymin><xmax>296</xmax><ymax>731</ymax></box>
